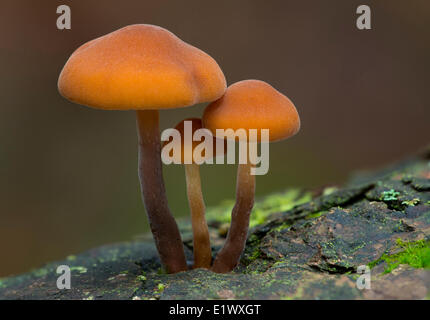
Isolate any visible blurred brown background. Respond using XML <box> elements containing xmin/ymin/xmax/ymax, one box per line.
<box><xmin>0</xmin><ymin>0</ymin><xmax>429</xmax><ymax>277</ymax></box>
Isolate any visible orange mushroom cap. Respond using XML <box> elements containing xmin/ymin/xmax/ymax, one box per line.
<box><xmin>202</xmin><ymin>80</ymin><xmax>300</xmax><ymax>142</ymax></box>
<box><xmin>164</xmin><ymin>118</ymin><xmax>226</xmax><ymax>164</ymax></box>
<box><xmin>58</xmin><ymin>24</ymin><xmax>226</xmax><ymax>110</ymax></box>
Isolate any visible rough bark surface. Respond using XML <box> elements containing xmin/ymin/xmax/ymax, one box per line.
<box><xmin>1</xmin><ymin>147</ymin><xmax>430</xmax><ymax>300</ymax></box>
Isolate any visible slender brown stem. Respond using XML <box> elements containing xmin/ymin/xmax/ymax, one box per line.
<box><xmin>136</xmin><ymin>110</ymin><xmax>187</xmax><ymax>273</ymax></box>
<box><xmin>211</xmin><ymin>162</ymin><xmax>255</xmax><ymax>273</ymax></box>
<box><xmin>185</xmin><ymin>163</ymin><xmax>212</xmax><ymax>269</ymax></box>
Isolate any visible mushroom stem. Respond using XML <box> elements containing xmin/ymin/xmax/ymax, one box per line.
<box><xmin>211</xmin><ymin>162</ymin><xmax>255</xmax><ymax>273</ymax></box>
<box><xmin>184</xmin><ymin>163</ymin><xmax>212</xmax><ymax>269</ymax></box>
<box><xmin>136</xmin><ymin>110</ymin><xmax>187</xmax><ymax>273</ymax></box>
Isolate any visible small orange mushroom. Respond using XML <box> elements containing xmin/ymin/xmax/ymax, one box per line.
<box><xmin>164</xmin><ymin>118</ymin><xmax>225</xmax><ymax>269</ymax></box>
<box><xmin>58</xmin><ymin>24</ymin><xmax>226</xmax><ymax>273</ymax></box>
<box><xmin>203</xmin><ymin>80</ymin><xmax>300</xmax><ymax>273</ymax></box>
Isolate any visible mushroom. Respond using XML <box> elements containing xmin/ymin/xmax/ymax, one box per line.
<box><xmin>202</xmin><ymin>80</ymin><xmax>300</xmax><ymax>273</ymax></box>
<box><xmin>58</xmin><ymin>24</ymin><xmax>226</xmax><ymax>273</ymax></box>
<box><xmin>163</xmin><ymin>118</ymin><xmax>225</xmax><ymax>268</ymax></box>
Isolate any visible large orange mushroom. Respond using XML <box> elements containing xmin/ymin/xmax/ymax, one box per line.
<box><xmin>58</xmin><ymin>24</ymin><xmax>226</xmax><ymax>273</ymax></box>
<box><xmin>203</xmin><ymin>80</ymin><xmax>300</xmax><ymax>273</ymax></box>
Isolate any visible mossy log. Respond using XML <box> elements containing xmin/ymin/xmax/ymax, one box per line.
<box><xmin>1</xmin><ymin>147</ymin><xmax>430</xmax><ymax>300</ymax></box>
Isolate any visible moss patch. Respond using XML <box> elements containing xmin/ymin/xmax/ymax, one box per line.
<box><xmin>381</xmin><ymin>189</ymin><xmax>400</xmax><ymax>201</ymax></box>
<box><xmin>206</xmin><ymin>189</ymin><xmax>311</xmax><ymax>228</ymax></box>
<box><xmin>369</xmin><ymin>239</ymin><xmax>430</xmax><ymax>273</ymax></box>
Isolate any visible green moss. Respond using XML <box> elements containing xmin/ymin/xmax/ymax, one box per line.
<box><xmin>248</xmin><ymin>248</ymin><xmax>261</xmax><ymax>262</ymax></box>
<box><xmin>322</xmin><ymin>187</ymin><xmax>338</xmax><ymax>196</ymax></box>
<box><xmin>381</xmin><ymin>189</ymin><xmax>400</xmax><ymax>201</ymax></box>
<box><xmin>206</xmin><ymin>200</ymin><xmax>235</xmax><ymax>224</ymax></box>
<box><xmin>156</xmin><ymin>283</ymin><xmax>165</xmax><ymax>293</ymax></box>
<box><xmin>369</xmin><ymin>239</ymin><xmax>430</xmax><ymax>273</ymax></box>
<box><xmin>157</xmin><ymin>268</ymin><xmax>167</xmax><ymax>275</ymax></box>
<box><xmin>32</xmin><ymin>267</ymin><xmax>50</xmax><ymax>278</ymax></box>
<box><xmin>306</xmin><ymin>211</ymin><xmax>326</xmax><ymax>219</ymax></box>
<box><xmin>70</xmin><ymin>266</ymin><xmax>88</xmax><ymax>274</ymax></box>
<box><xmin>241</xmin><ymin>234</ymin><xmax>264</xmax><ymax>267</ymax></box>
<box><xmin>206</xmin><ymin>189</ymin><xmax>311</xmax><ymax>227</ymax></box>
<box><xmin>402</xmin><ymin>198</ymin><xmax>420</xmax><ymax>207</ymax></box>
<box><xmin>273</xmin><ymin>222</ymin><xmax>292</xmax><ymax>232</ymax></box>
<box><xmin>137</xmin><ymin>275</ymin><xmax>147</xmax><ymax>282</ymax></box>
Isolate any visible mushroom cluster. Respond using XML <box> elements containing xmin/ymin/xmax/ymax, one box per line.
<box><xmin>58</xmin><ymin>24</ymin><xmax>300</xmax><ymax>274</ymax></box>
